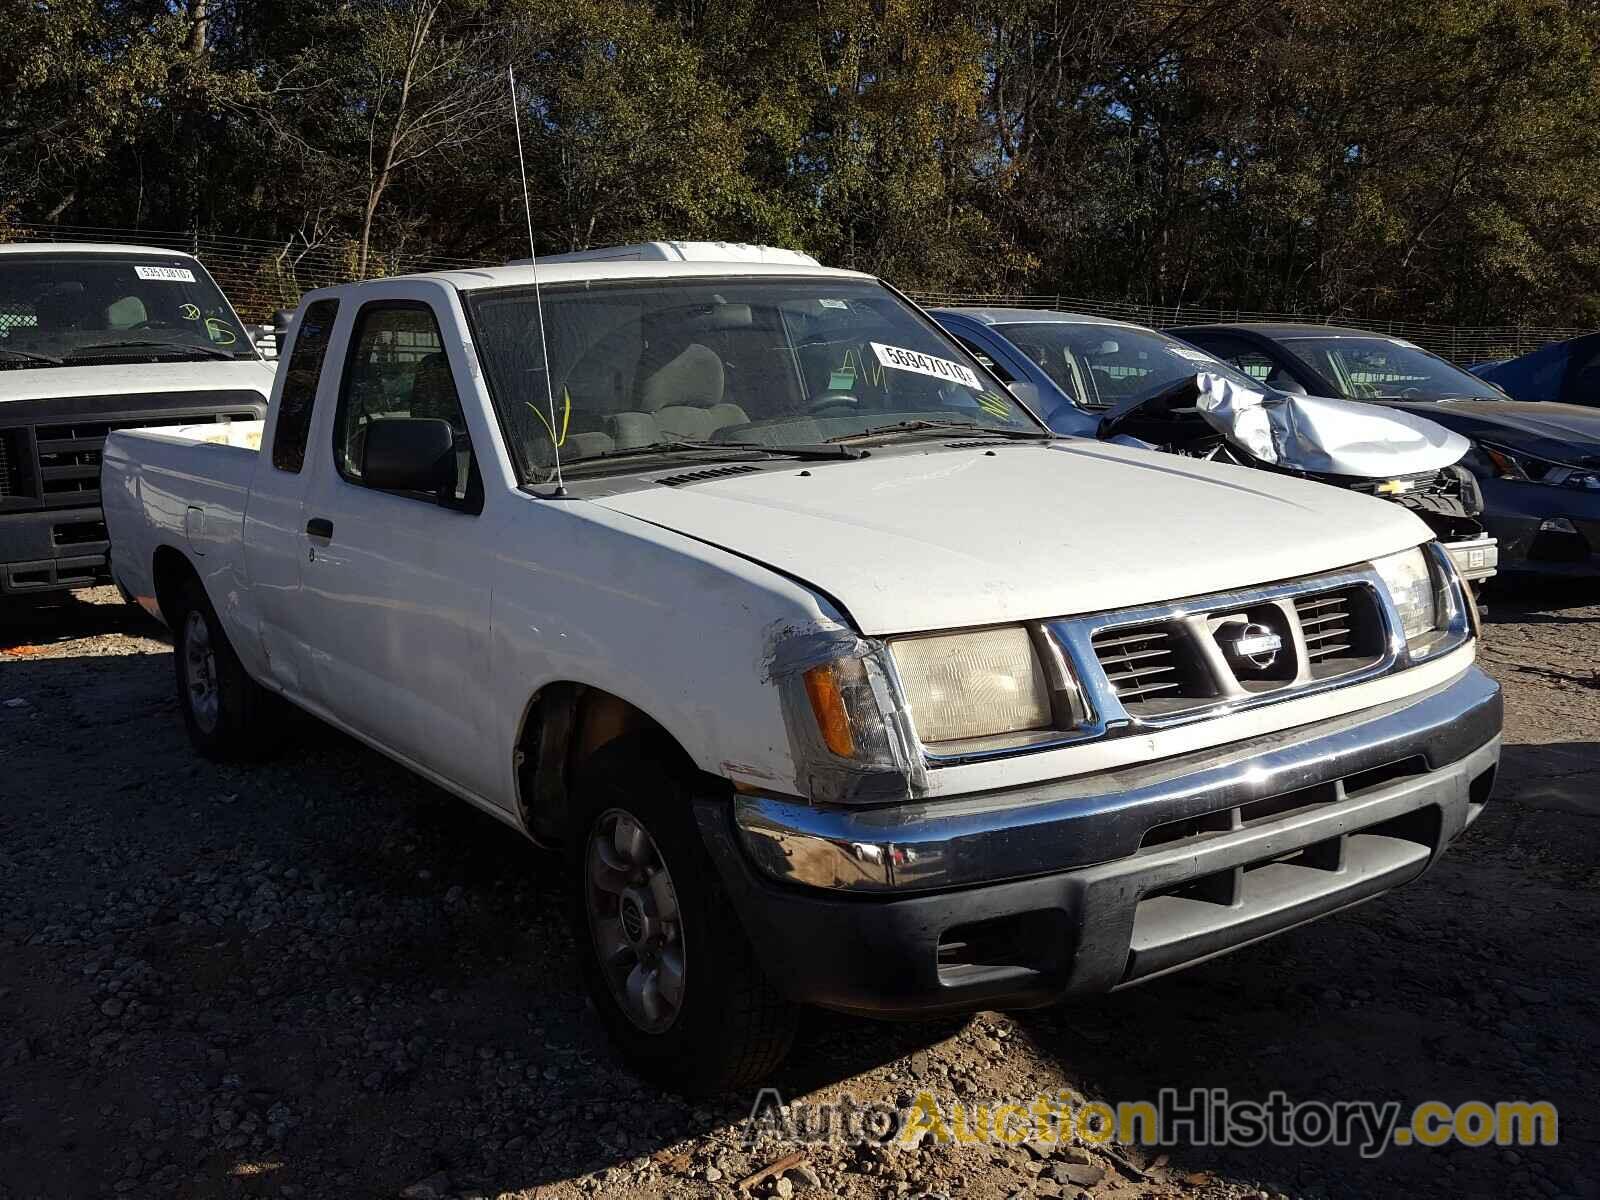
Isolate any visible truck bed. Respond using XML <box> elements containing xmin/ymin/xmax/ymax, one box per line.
<box><xmin>101</xmin><ymin>420</ymin><xmax>267</xmax><ymax>617</ymax></box>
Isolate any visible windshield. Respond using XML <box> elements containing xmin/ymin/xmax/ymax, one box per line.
<box><xmin>0</xmin><ymin>252</ymin><xmax>257</xmax><ymax>366</ymax></box>
<box><xmin>1279</xmin><ymin>336</ymin><xmax>1502</xmax><ymax>401</ymax></box>
<box><xmin>467</xmin><ymin>277</ymin><xmax>1039</xmax><ymax>481</ymax></box>
<box><xmin>992</xmin><ymin>321</ymin><xmax>1257</xmax><ymax>410</ymax></box>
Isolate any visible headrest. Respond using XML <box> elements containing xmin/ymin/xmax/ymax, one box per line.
<box><xmin>639</xmin><ymin>343</ymin><xmax>724</xmax><ymax>411</ymax></box>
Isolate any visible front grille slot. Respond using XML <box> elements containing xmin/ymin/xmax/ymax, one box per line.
<box><xmin>36</xmin><ymin>421</ymin><xmax>105</xmax><ymax>498</ymax></box>
<box><xmin>1091</xmin><ymin>623</ymin><xmax>1215</xmax><ymax>715</ymax></box>
<box><xmin>1296</xmin><ymin>593</ymin><xmax>1353</xmax><ymax>660</ymax></box>
<box><xmin>0</xmin><ymin>429</ymin><xmax>17</xmax><ymax>497</ymax></box>
<box><xmin>1093</xmin><ymin>624</ymin><xmax>1180</xmax><ymax>701</ymax></box>
<box><xmin>1293</xmin><ymin>586</ymin><xmax>1384</xmax><ymax>679</ymax></box>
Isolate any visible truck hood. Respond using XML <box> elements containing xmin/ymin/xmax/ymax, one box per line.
<box><xmin>1388</xmin><ymin>400</ymin><xmax>1600</xmax><ymax>466</ymax></box>
<box><xmin>590</xmin><ymin>440</ymin><xmax>1431</xmax><ymax>635</ymax></box>
<box><xmin>0</xmin><ymin>358</ymin><xmax>276</xmax><ymax>403</ymax></box>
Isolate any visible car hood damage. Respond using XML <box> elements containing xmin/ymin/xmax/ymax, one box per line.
<box><xmin>1159</xmin><ymin>373</ymin><xmax>1469</xmax><ymax>478</ymax></box>
<box><xmin>589</xmin><ymin>439</ymin><xmax>1430</xmax><ymax>636</ymax></box>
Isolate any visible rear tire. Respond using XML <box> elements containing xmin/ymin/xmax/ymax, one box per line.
<box><xmin>172</xmin><ymin>577</ymin><xmax>283</xmax><ymax>761</ymax></box>
<box><xmin>570</xmin><ymin>736</ymin><xmax>799</xmax><ymax>1093</ymax></box>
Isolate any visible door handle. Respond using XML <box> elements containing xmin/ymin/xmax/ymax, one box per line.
<box><xmin>306</xmin><ymin>518</ymin><xmax>333</xmax><ymax>539</ymax></box>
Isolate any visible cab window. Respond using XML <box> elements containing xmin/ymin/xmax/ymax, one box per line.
<box><xmin>333</xmin><ymin>302</ymin><xmax>474</xmax><ymax>503</ymax></box>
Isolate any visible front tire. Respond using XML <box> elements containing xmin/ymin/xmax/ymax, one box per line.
<box><xmin>172</xmin><ymin>577</ymin><xmax>282</xmax><ymax>761</ymax></box>
<box><xmin>571</xmin><ymin>737</ymin><xmax>798</xmax><ymax>1093</ymax></box>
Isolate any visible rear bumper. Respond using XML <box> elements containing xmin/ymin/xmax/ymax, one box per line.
<box><xmin>695</xmin><ymin>666</ymin><xmax>1501</xmax><ymax>1016</ymax></box>
<box><xmin>0</xmin><ymin>508</ymin><xmax>109</xmax><ymax>593</ymax></box>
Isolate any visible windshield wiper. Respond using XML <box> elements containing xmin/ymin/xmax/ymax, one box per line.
<box><xmin>826</xmin><ymin>419</ymin><xmax>1054</xmax><ymax>444</ymax></box>
<box><xmin>564</xmin><ymin>438</ymin><xmax>867</xmax><ymax>469</ymax></box>
<box><xmin>71</xmin><ymin>339</ymin><xmax>236</xmax><ymax>361</ymax></box>
<box><xmin>0</xmin><ymin>347</ymin><xmax>64</xmax><ymax>365</ymax></box>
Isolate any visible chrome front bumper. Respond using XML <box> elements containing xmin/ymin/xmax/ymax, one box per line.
<box><xmin>733</xmin><ymin>666</ymin><xmax>1502</xmax><ymax>894</ymax></box>
<box><xmin>699</xmin><ymin>667</ymin><xmax>1501</xmax><ymax>1015</ymax></box>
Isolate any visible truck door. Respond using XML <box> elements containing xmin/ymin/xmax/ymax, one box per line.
<box><xmin>242</xmin><ymin>297</ymin><xmax>342</xmax><ymax>697</ymax></box>
<box><xmin>295</xmin><ymin>293</ymin><xmax>498</xmax><ymax>802</ymax></box>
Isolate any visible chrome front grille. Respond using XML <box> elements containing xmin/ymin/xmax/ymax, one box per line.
<box><xmin>1051</xmin><ymin>567</ymin><xmax>1415</xmax><ymax>731</ymax></box>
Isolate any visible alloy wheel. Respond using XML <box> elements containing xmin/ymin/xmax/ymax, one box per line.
<box><xmin>585</xmin><ymin>808</ymin><xmax>687</xmax><ymax>1034</ymax></box>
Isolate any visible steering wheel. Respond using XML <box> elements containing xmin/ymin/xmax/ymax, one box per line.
<box><xmin>804</xmin><ymin>391</ymin><xmax>861</xmax><ymax>415</ymax></box>
<box><xmin>127</xmin><ymin>319</ymin><xmax>179</xmax><ymax>332</ymax></box>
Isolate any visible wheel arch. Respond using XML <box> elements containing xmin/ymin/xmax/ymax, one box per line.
<box><xmin>513</xmin><ymin>682</ymin><xmax>714</xmax><ymax>846</ymax></box>
<box><xmin>150</xmin><ymin>543</ymin><xmax>202</xmax><ymax>629</ymax></box>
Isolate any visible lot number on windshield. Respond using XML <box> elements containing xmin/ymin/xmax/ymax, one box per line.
<box><xmin>871</xmin><ymin>342</ymin><xmax>982</xmax><ymax>389</ymax></box>
<box><xmin>134</xmin><ymin>265</ymin><xmax>198</xmax><ymax>282</ymax></box>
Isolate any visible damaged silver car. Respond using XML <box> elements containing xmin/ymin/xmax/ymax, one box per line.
<box><xmin>933</xmin><ymin>307</ymin><xmax>1497</xmax><ymax>584</ymax></box>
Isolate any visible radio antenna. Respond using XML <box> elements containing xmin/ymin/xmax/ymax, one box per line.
<box><xmin>508</xmin><ymin>64</ymin><xmax>564</xmax><ymax>496</ymax></box>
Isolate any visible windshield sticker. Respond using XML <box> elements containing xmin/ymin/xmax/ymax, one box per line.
<box><xmin>1168</xmin><ymin>344</ymin><xmax>1217</xmax><ymax>363</ymax></box>
<box><xmin>133</xmin><ymin>265</ymin><xmax>197</xmax><ymax>283</ymax></box>
<box><xmin>870</xmin><ymin>342</ymin><xmax>982</xmax><ymax>389</ymax></box>
<box><xmin>975</xmin><ymin>391</ymin><xmax>1013</xmax><ymax>419</ymax></box>
<box><xmin>179</xmin><ymin>303</ymin><xmax>201</xmax><ymax>321</ymax></box>
<box><xmin>818</xmin><ymin>298</ymin><xmax>849</xmax><ymax>310</ymax></box>
<box><xmin>828</xmin><ymin>368</ymin><xmax>856</xmax><ymax>391</ymax></box>
<box><xmin>205</xmin><ymin>317</ymin><xmax>237</xmax><ymax>345</ymax></box>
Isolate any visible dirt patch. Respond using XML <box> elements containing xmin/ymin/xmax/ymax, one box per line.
<box><xmin>0</xmin><ymin>585</ymin><xmax>1596</xmax><ymax>1200</ymax></box>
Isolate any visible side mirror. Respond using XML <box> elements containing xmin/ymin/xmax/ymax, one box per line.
<box><xmin>362</xmin><ymin>417</ymin><xmax>457</xmax><ymax>493</ymax></box>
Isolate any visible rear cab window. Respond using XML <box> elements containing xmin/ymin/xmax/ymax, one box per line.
<box><xmin>271</xmin><ymin>299</ymin><xmax>339</xmax><ymax>473</ymax></box>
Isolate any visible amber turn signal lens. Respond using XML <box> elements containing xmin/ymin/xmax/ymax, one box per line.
<box><xmin>803</xmin><ymin>664</ymin><xmax>856</xmax><ymax>759</ymax></box>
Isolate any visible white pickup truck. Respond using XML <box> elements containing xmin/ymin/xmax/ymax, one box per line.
<box><xmin>0</xmin><ymin>243</ymin><xmax>273</xmax><ymax>593</ymax></box>
<box><xmin>103</xmin><ymin>255</ymin><xmax>1502</xmax><ymax>1092</ymax></box>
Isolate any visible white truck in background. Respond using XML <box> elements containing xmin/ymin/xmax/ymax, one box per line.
<box><xmin>103</xmin><ymin>253</ymin><xmax>1501</xmax><ymax>1092</ymax></box>
<box><xmin>0</xmin><ymin>243</ymin><xmax>272</xmax><ymax>594</ymax></box>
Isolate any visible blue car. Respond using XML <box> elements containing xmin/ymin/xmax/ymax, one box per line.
<box><xmin>1475</xmin><ymin>333</ymin><xmax>1600</xmax><ymax>409</ymax></box>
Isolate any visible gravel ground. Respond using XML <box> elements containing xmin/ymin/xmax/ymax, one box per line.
<box><xmin>0</xmin><ymin>584</ymin><xmax>1596</xmax><ymax>1200</ymax></box>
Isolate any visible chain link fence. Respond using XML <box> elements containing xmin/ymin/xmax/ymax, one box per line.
<box><xmin>3</xmin><ymin>223</ymin><xmax>1590</xmax><ymax>364</ymax></box>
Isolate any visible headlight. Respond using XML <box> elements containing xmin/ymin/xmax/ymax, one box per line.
<box><xmin>889</xmin><ymin>626</ymin><xmax>1053</xmax><ymax>744</ymax></box>
<box><xmin>1480</xmin><ymin>443</ymin><xmax>1600</xmax><ymax>490</ymax></box>
<box><xmin>1371</xmin><ymin>547</ymin><xmax>1436</xmax><ymax>641</ymax></box>
<box><xmin>1371</xmin><ymin>545</ymin><xmax>1468</xmax><ymax>660</ymax></box>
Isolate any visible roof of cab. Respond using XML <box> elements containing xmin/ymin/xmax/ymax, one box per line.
<box><xmin>333</xmin><ymin>259</ymin><xmax>875</xmax><ymax>296</ymax></box>
<box><xmin>0</xmin><ymin>241</ymin><xmax>199</xmax><ymax>259</ymax></box>
<box><xmin>518</xmin><ymin>240</ymin><xmax>821</xmax><ymax>266</ymax></box>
